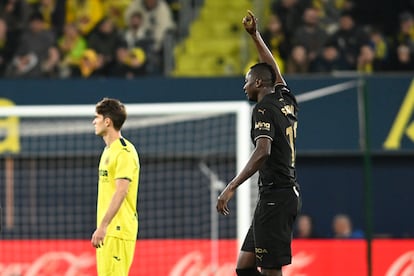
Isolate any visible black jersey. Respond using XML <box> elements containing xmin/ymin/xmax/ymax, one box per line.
<box><xmin>250</xmin><ymin>85</ymin><xmax>298</xmax><ymax>190</ymax></box>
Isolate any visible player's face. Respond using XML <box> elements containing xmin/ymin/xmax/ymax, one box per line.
<box><xmin>243</xmin><ymin>70</ymin><xmax>258</xmax><ymax>102</ymax></box>
<box><xmin>93</xmin><ymin>113</ymin><xmax>107</xmax><ymax>136</ymax></box>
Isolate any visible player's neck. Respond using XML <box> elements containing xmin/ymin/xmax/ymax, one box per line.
<box><xmin>257</xmin><ymin>89</ymin><xmax>274</xmax><ymax>102</ymax></box>
<box><xmin>102</xmin><ymin>130</ymin><xmax>122</xmax><ymax>147</ymax></box>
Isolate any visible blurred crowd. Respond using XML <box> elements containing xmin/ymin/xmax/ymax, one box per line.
<box><xmin>294</xmin><ymin>213</ymin><xmax>365</xmax><ymax>239</ymax></box>
<box><xmin>0</xmin><ymin>0</ymin><xmax>413</xmax><ymax>79</ymax></box>
<box><xmin>0</xmin><ymin>0</ymin><xmax>177</xmax><ymax>79</ymax></box>
<box><xmin>263</xmin><ymin>0</ymin><xmax>414</xmax><ymax>74</ymax></box>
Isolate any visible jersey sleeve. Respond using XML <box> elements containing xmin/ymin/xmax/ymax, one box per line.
<box><xmin>114</xmin><ymin>148</ymin><xmax>136</xmax><ymax>181</ymax></box>
<box><xmin>252</xmin><ymin>103</ymin><xmax>276</xmax><ymax>142</ymax></box>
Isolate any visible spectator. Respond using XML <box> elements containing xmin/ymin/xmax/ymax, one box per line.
<box><xmin>5</xmin><ymin>12</ymin><xmax>59</xmax><ymax>78</ymax></box>
<box><xmin>271</xmin><ymin>0</ymin><xmax>306</xmax><ymax>43</ymax></box>
<box><xmin>312</xmin><ymin>0</ymin><xmax>355</xmax><ymax>34</ymax></box>
<box><xmin>57</xmin><ymin>23</ymin><xmax>87</xmax><ymax>78</ymax></box>
<box><xmin>87</xmin><ymin>17</ymin><xmax>119</xmax><ymax>76</ymax></box>
<box><xmin>285</xmin><ymin>44</ymin><xmax>309</xmax><ymax>74</ymax></box>
<box><xmin>125</xmin><ymin>0</ymin><xmax>175</xmax><ymax>52</ymax></box>
<box><xmin>0</xmin><ymin>0</ymin><xmax>29</xmax><ymax>36</ymax></box>
<box><xmin>115</xmin><ymin>11</ymin><xmax>152</xmax><ymax>77</ymax></box>
<box><xmin>65</xmin><ymin>0</ymin><xmax>104</xmax><ymax>37</ymax></box>
<box><xmin>0</xmin><ymin>17</ymin><xmax>17</xmax><ymax>76</ymax></box>
<box><xmin>357</xmin><ymin>44</ymin><xmax>382</xmax><ymax>73</ymax></box>
<box><xmin>366</xmin><ymin>26</ymin><xmax>389</xmax><ymax>69</ymax></box>
<box><xmin>119</xmin><ymin>11</ymin><xmax>151</xmax><ymax>49</ymax></box>
<box><xmin>27</xmin><ymin>0</ymin><xmax>66</xmax><ymax>37</ymax></box>
<box><xmin>326</xmin><ymin>11</ymin><xmax>369</xmax><ymax>70</ymax></box>
<box><xmin>114</xmin><ymin>47</ymin><xmax>147</xmax><ymax>79</ymax></box>
<box><xmin>332</xmin><ymin>213</ymin><xmax>364</xmax><ymax>239</ymax></box>
<box><xmin>310</xmin><ymin>42</ymin><xmax>350</xmax><ymax>72</ymax></box>
<box><xmin>387</xmin><ymin>44</ymin><xmax>414</xmax><ymax>71</ymax></box>
<box><xmin>292</xmin><ymin>6</ymin><xmax>328</xmax><ymax>63</ymax></box>
<box><xmin>71</xmin><ymin>48</ymin><xmax>101</xmax><ymax>78</ymax></box>
<box><xmin>294</xmin><ymin>214</ymin><xmax>319</xmax><ymax>239</ymax></box>
<box><xmin>393</xmin><ymin>11</ymin><xmax>414</xmax><ymax>53</ymax></box>
<box><xmin>262</xmin><ymin>13</ymin><xmax>290</xmax><ymax>68</ymax></box>
<box><xmin>101</xmin><ymin>0</ymin><xmax>132</xmax><ymax>30</ymax></box>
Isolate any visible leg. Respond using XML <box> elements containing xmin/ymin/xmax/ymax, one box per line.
<box><xmin>253</xmin><ymin>189</ymin><xmax>299</xmax><ymax>276</ymax></box>
<box><xmin>237</xmin><ymin>226</ymin><xmax>261</xmax><ymax>276</ymax></box>
<box><xmin>236</xmin><ymin>250</ymin><xmax>256</xmax><ymax>268</ymax></box>
<box><xmin>236</xmin><ymin>250</ymin><xmax>261</xmax><ymax>276</ymax></box>
<box><xmin>261</xmin><ymin>268</ymin><xmax>283</xmax><ymax>276</ymax></box>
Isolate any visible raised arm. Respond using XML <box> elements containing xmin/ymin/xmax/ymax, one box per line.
<box><xmin>242</xmin><ymin>10</ymin><xmax>286</xmax><ymax>86</ymax></box>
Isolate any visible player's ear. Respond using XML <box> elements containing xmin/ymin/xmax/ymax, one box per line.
<box><xmin>255</xmin><ymin>78</ymin><xmax>262</xmax><ymax>88</ymax></box>
<box><xmin>104</xmin><ymin>117</ymin><xmax>111</xmax><ymax>127</ymax></box>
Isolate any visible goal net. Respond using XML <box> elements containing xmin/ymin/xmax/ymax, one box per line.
<box><xmin>0</xmin><ymin>101</ymin><xmax>252</xmax><ymax>275</ymax></box>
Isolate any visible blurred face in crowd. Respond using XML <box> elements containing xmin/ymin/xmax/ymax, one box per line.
<box><xmin>63</xmin><ymin>23</ymin><xmax>79</xmax><ymax>39</ymax></box>
<box><xmin>323</xmin><ymin>46</ymin><xmax>339</xmax><ymax>61</ymax></box>
<box><xmin>41</xmin><ymin>0</ymin><xmax>53</xmax><ymax>6</ymax></box>
<box><xmin>359</xmin><ymin>45</ymin><xmax>375</xmax><ymax>63</ymax></box>
<box><xmin>291</xmin><ymin>45</ymin><xmax>307</xmax><ymax>64</ymax></box>
<box><xmin>129</xmin><ymin>13</ymin><xmax>143</xmax><ymax>30</ymax></box>
<box><xmin>100</xmin><ymin>18</ymin><xmax>114</xmax><ymax>34</ymax></box>
<box><xmin>296</xmin><ymin>215</ymin><xmax>313</xmax><ymax>238</ymax></box>
<box><xmin>400</xmin><ymin>18</ymin><xmax>414</xmax><ymax>34</ymax></box>
<box><xmin>144</xmin><ymin>0</ymin><xmax>158</xmax><ymax>10</ymax></box>
<box><xmin>303</xmin><ymin>7</ymin><xmax>319</xmax><ymax>27</ymax></box>
<box><xmin>339</xmin><ymin>15</ymin><xmax>354</xmax><ymax>31</ymax></box>
<box><xmin>0</xmin><ymin>18</ymin><xmax>7</xmax><ymax>40</ymax></box>
<box><xmin>281</xmin><ymin>0</ymin><xmax>297</xmax><ymax>8</ymax></box>
<box><xmin>397</xmin><ymin>45</ymin><xmax>411</xmax><ymax>63</ymax></box>
<box><xmin>267</xmin><ymin>14</ymin><xmax>282</xmax><ymax>34</ymax></box>
<box><xmin>30</xmin><ymin>18</ymin><xmax>45</xmax><ymax>33</ymax></box>
<box><xmin>333</xmin><ymin>215</ymin><xmax>352</xmax><ymax>237</ymax></box>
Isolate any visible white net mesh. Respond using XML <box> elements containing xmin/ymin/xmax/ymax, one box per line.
<box><xmin>0</xmin><ymin>102</ymin><xmax>253</xmax><ymax>274</ymax></box>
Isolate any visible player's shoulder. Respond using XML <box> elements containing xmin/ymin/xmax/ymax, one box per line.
<box><xmin>275</xmin><ymin>83</ymin><xmax>290</xmax><ymax>93</ymax></box>
<box><xmin>114</xmin><ymin>138</ymin><xmax>136</xmax><ymax>153</ymax></box>
<box><xmin>276</xmin><ymin>84</ymin><xmax>299</xmax><ymax>112</ymax></box>
<box><xmin>259</xmin><ymin>92</ymin><xmax>285</xmax><ymax>109</ymax></box>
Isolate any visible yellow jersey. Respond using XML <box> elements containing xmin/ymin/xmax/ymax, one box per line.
<box><xmin>97</xmin><ymin>137</ymin><xmax>139</xmax><ymax>241</ymax></box>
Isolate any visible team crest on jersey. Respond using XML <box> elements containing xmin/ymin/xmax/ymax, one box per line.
<box><xmin>105</xmin><ymin>157</ymin><xmax>109</xmax><ymax>165</ymax></box>
<box><xmin>255</xmin><ymin>121</ymin><xmax>271</xmax><ymax>131</ymax></box>
<box><xmin>99</xmin><ymin>169</ymin><xmax>108</xmax><ymax>177</ymax></box>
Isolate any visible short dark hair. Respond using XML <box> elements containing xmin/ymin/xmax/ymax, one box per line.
<box><xmin>249</xmin><ymin>62</ymin><xmax>276</xmax><ymax>87</ymax></box>
<box><xmin>95</xmin><ymin>98</ymin><xmax>127</xmax><ymax>130</ymax></box>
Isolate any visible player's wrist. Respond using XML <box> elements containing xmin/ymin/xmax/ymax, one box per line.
<box><xmin>250</xmin><ymin>30</ymin><xmax>259</xmax><ymax>38</ymax></box>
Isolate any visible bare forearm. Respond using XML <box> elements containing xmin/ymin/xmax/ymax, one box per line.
<box><xmin>228</xmin><ymin>147</ymin><xmax>268</xmax><ymax>191</ymax></box>
<box><xmin>99</xmin><ymin>190</ymin><xmax>127</xmax><ymax>228</ymax></box>
<box><xmin>251</xmin><ymin>31</ymin><xmax>286</xmax><ymax>85</ymax></box>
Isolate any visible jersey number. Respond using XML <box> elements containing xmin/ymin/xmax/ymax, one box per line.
<box><xmin>286</xmin><ymin>122</ymin><xmax>298</xmax><ymax>167</ymax></box>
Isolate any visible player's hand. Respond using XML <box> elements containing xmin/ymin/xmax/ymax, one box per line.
<box><xmin>91</xmin><ymin>226</ymin><xmax>106</xmax><ymax>248</ymax></box>
<box><xmin>216</xmin><ymin>185</ymin><xmax>235</xmax><ymax>216</ymax></box>
<box><xmin>242</xmin><ymin>10</ymin><xmax>257</xmax><ymax>35</ymax></box>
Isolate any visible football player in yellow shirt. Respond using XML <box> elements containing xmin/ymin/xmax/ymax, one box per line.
<box><xmin>91</xmin><ymin>98</ymin><xmax>140</xmax><ymax>275</ymax></box>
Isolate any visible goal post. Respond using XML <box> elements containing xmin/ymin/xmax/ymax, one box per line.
<box><xmin>0</xmin><ymin>101</ymin><xmax>253</xmax><ymax>249</ymax></box>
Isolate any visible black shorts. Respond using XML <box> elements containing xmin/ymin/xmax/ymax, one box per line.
<box><xmin>241</xmin><ymin>186</ymin><xmax>300</xmax><ymax>269</ymax></box>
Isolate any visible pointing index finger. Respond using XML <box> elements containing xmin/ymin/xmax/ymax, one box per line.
<box><xmin>247</xmin><ymin>9</ymin><xmax>255</xmax><ymax>19</ymax></box>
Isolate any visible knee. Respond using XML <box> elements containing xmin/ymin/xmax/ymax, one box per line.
<box><xmin>236</xmin><ymin>267</ymin><xmax>262</xmax><ymax>276</ymax></box>
<box><xmin>260</xmin><ymin>268</ymin><xmax>282</xmax><ymax>276</ymax></box>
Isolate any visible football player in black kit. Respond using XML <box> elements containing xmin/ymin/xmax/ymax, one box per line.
<box><xmin>216</xmin><ymin>10</ymin><xmax>300</xmax><ymax>276</ymax></box>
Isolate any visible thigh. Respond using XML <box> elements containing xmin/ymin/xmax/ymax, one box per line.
<box><xmin>238</xmin><ymin>226</ymin><xmax>257</xmax><ymax>268</ymax></box>
<box><xmin>96</xmin><ymin>236</ymin><xmax>136</xmax><ymax>276</ymax></box>
<box><xmin>253</xmin><ymin>188</ymin><xmax>299</xmax><ymax>269</ymax></box>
